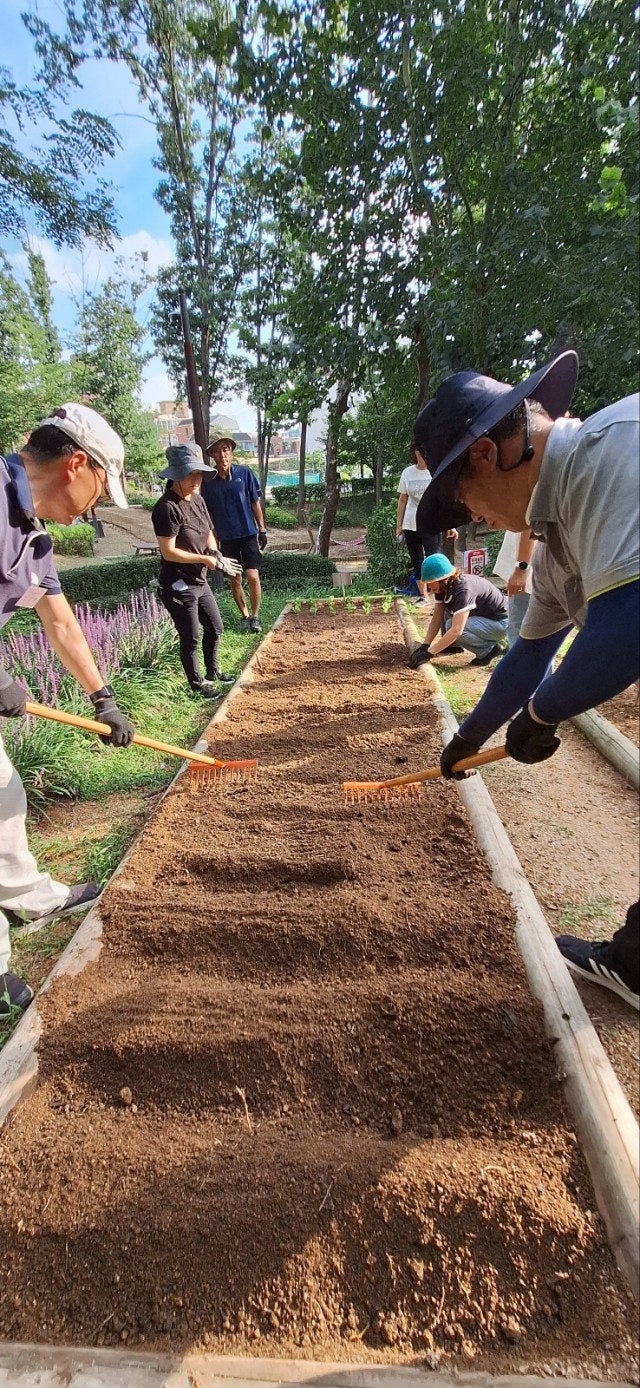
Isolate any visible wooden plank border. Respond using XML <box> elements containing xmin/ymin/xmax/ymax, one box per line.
<box><xmin>395</xmin><ymin>599</ymin><xmax>640</xmax><ymax>1300</ymax></box>
<box><xmin>571</xmin><ymin>708</ymin><xmax>639</xmax><ymax>790</ymax></box>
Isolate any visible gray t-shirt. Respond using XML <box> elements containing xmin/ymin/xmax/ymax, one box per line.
<box><xmin>521</xmin><ymin>395</ymin><xmax>640</xmax><ymax>639</ymax></box>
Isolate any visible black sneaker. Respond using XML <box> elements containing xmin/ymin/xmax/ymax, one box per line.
<box><xmin>249</xmin><ymin>616</ymin><xmax>262</xmax><ymax>633</ymax></box>
<box><xmin>0</xmin><ymin>973</ymin><xmax>34</xmax><ymax>1019</ymax></box>
<box><xmin>15</xmin><ymin>881</ymin><xmax>102</xmax><ymax>934</ymax></box>
<box><xmin>192</xmin><ymin>680</ymin><xmax>219</xmax><ymax>700</ymax></box>
<box><xmin>239</xmin><ymin>616</ymin><xmax>251</xmax><ymax>633</ymax></box>
<box><xmin>469</xmin><ymin>643</ymin><xmax>504</xmax><ymax>668</ymax></box>
<box><xmin>556</xmin><ymin>935</ymin><xmax>639</xmax><ymax>1012</ymax></box>
<box><xmin>208</xmin><ymin>669</ymin><xmax>234</xmax><ymax>685</ymax></box>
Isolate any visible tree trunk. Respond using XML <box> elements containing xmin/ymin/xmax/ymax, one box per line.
<box><xmin>296</xmin><ymin>418</ymin><xmax>308</xmax><ymax>524</ymax></box>
<box><xmin>314</xmin><ymin>377</ymin><xmax>350</xmax><ymax>557</ymax></box>
<box><xmin>413</xmin><ymin>319</ymin><xmax>430</xmax><ymax>412</ymax></box>
<box><xmin>374</xmin><ymin>437</ymin><xmax>384</xmax><ymax>505</ymax></box>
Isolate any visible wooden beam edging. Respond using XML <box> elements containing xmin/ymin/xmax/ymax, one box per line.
<box><xmin>0</xmin><ymin>1343</ymin><xmax>634</xmax><ymax>1388</ymax></box>
<box><xmin>395</xmin><ymin>599</ymin><xmax>640</xmax><ymax>1301</ymax></box>
<box><xmin>0</xmin><ymin>604</ymin><xmax>294</xmax><ymax>1131</ymax></box>
<box><xmin>571</xmin><ymin>708</ymin><xmax>639</xmax><ymax>791</ymax></box>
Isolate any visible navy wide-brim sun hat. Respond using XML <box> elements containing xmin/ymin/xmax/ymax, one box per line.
<box><xmin>413</xmin><ymin>351</ymin><xmax>579</xmax><ymax>534</ymax></box>
<box><xmin>158</xmin><ymin>440</ymin><xmax>215</xmax><ymax>481</ymax></box>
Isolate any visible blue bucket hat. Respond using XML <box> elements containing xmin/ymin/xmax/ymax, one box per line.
<box><xmin>158</xmin><ymin>441</ymin><xmax>215</xmax><ymax>480</ymax></box>
<box><xmin>413</xmin><ymin>351</ymin><xmax>579</xmax><ymax>534</ymax></box>
<box><xmin>421</xmin><ymin>553</ymin><xmax>455</xmax><ymax>583</ymax></box>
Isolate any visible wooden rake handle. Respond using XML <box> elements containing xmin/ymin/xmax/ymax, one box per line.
<box><xmin>24</xmin><ymin>700</ymin><xmax>226</xmax><ymax>770</ymax></box>
<box><xmin>368</xmin><ymin>744</ymin><xmax>508</xmax><ymax>791</ymax></box>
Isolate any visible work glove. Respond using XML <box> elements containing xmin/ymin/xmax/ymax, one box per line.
<box><xmin>211</xmin><ymin>549</ymin><xmax>243</xmax><ymax>578</ymax></box>
<box><xmin>408</xmin><ymin>643</ymin><xmax>431</xmax><ymax>670</ymax></box>
<box><xmin>91</xmin><ymin>689</ymin><xmax>135</xmax><ymax>747</ymax></box>
<box><xmin>258</xmin><ymin>530</ymin><xmax>268</xmax><ymax>551</ymax></box>
<box><xmin>440</xmin><ymin>731</ymin><xmax>481</xmax><ymax>780</ymax></box>
<box><xmin>0</xmin><ymin>670</ymin><xmax>28</xmax><ymax>718</ymax></box>
<box><xmin>506</xmin><ymin>705</ymin><xmax>560</xmax><ymax>764</ymax></box>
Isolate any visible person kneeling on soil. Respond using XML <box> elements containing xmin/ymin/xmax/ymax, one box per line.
<box><xmin>413</xmin><ymin>352</ymin><xmax>639</xmax><ymax>1011</ymax></box>
<box><xmin>0</xmin><ymin>404</ymin><xmax>137</xmax><ymax>1019</ymax></box>
<box><xmin>153</xmin><ymin>443</ymin><xmax>242</xmax><ymax>699</ymax></box>
<box><xmin>408</xmin><ymin>554</ymin><xmax>508</xmax><ymax>669</ymax></box>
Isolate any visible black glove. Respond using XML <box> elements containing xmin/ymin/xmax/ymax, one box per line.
<box><xmin>506</xmin><ymin>705</ymin><xmax>560</xmax><ymax>764</ymax></box>
<box><xmin>0</xmin><ymin>671</ymin><xmax>27</xmax><ymax>718</ymax></box>
<box><xmin>91</xmin><ymin>688</ymin><xmax>135</xmax><ymax>747</ymax></box>
<box><xmin>440</xmin><ymin>731</ymin><xmax>481</xmax><ymax>780</ymax></box>
<box><xmin>258</xmin><ymin>530</ymin><xmax>268</xmax><ymax>551</ymax></box>
<box><xmin>408</xmin><ymin>643</ymin><xmax>431</xmax><ymax>670</ymax></box>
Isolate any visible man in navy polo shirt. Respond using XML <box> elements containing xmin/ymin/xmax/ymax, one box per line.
<box><xmin>200</xmin><ymin>420</ymin><xmax>268</xmax><ymax>634</ymax></box>
<box><xmin>0</xmin><ymin>404</ymin><xmax>135</xmax><ymax>1018</ymax></box>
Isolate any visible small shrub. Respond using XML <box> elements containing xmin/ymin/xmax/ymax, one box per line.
<box><xmin>260</xmin><ymin>552</ymin><xmax>334</xmax><ymax>587</ymax></box>
<box><xmin>366</xmin><ymin>502</ymin><xmax>406</xmax><ymax>588</ymax></box>
<box><xmin>264</xmin><ymin>504</ymin><xmax>299</xmax><ymax>530</ymax></box>
<box><xmin>46</xmin><ymin>522</ymin><xmax>96</xmax><ymax>558</ymax></box>
<box><xmin>308</xmin><ymin>505</ymin><xmax>352</xmax><ymax>527</ymax></box>
<box><xmin>271</xmin><ymin>482</ymin><xmax>325</xmax><ymax>506</ymax></box>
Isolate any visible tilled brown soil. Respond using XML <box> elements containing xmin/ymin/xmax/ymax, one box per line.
<box><xmin>0</xmin><ymin>608</ymin><xmax>637</xmax><ymax>1377</ymax></box>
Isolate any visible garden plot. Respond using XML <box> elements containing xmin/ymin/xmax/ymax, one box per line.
<box><xmin>0</xmin><ymin>607</ymin><xmax>637</xmax><ymax>1378</ymax></box>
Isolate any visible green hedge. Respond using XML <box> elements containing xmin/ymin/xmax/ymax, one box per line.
<box><xmin>46</xmin><ymin>522</ymin><xmax>96</xmax><ymax>558</ymax></box>
<box><xmin>57</xmin><ymin>550</ymin><xmax>335</xmax><ymax>607</ymax></box>
<box><xmin>263</xmin><ymin>504</ymin><xmax>299</xmax><ymax>529</ymax></box>
<box><xmin>271</xmin><ymin>481</ymin><xmax>326</xmax><ymax>506</ymax></box>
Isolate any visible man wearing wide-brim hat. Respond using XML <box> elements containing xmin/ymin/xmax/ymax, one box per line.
<box><xmin>412</xmin><ymin>352</ymin><xmax>639</xmax><ymax>1011</ymax></box>
<box><xmin>200</xmin><ymin>420</ymin><xmax>268</xmax><ymax>635</ymax></box>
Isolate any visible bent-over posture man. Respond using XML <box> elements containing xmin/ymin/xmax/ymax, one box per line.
<box><xmin>0</xmin><ymin>405</ymin><xmax>135</xmax><ymax>1015</ymax></box>
<box><xmin>200</xmin><ymin>422</ymin><xmax>267</xmax><ymax>634</ymax></box>
<box><xmin>413</xmin><ymin>353</ymin><xmax>639</xmax><ymax>1010</ymax></box>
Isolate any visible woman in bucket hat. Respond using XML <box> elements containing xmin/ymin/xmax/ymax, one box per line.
<box><xmin>152</xmin><ymin>442</ymin><xmax>242</xmax><ymax>698</ymax></box>
<box><xmin>413</xmin><ymin>352</ymin><xmax>639</xmax><ymax>1011</ymax></box>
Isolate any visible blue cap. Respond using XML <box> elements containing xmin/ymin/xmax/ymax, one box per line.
<box><xmin>413</xmin><ymin>351</ymin><xmax>579</xmax><ymax>534</ymax></box>
<box><xmin>421</xmin><ymin>553</ymin><xmax>455</xmax><ymax>583</ymax></box>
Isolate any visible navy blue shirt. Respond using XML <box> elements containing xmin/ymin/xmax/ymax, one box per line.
<box><xmin>200</xmin><ymin>464</ymin><xmax>261</xmax><ymax>542</ymax></box>
<box><xmin>0</xmin><ymin>454</ymin><xmax>62</xmax><ymax>630</ymax></box>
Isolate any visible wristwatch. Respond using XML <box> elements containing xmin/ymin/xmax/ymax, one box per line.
<box><xmin>517</xmin><ymin>561</ymin><xmax>529</xmax><ymax>571</ymax></box>
<box><xmin>90</xmin><ymin>685</ymin><xmax>115</xmax><ymax>705</ymax></box>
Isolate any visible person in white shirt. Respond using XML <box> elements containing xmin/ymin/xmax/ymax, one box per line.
<box><xmin>396</xmin><ymin>447</ymin><xmax>439</xmax><ymax>583</ymax></box>
<box><xmin>492</xmin><ymin>529</ymin><xmax>537</xmax><ymax>647</ymax></box>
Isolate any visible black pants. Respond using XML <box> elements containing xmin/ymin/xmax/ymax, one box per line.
<box><xmin>602</xmin><ymin>901</ymin><xmax>639</xmax><ymax>991</ymax></box>
<box><xmin>403</xmin><ymin>528</ymin><xmax>440</xmax><ymax>580</ymax></box>
<box><xmin>160</xmin><ymin>582</ymin><xmax>223</xmax><ymax>689</ymax></box>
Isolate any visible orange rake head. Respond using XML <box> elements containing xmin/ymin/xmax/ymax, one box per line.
<box><xmin>343</xmin><ymin>780</ymin><xmax>424</xmax><ymax>805</ymax></box>
<box><xmin>188</xmin><ymin>759</ymin><xmax>258</xmax><ymax>791</ymax></box>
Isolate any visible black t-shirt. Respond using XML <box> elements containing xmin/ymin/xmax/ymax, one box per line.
<box><xmin>439</xmin><ymin>573</ymin><xmax>507</xmax><ymax>621</ymax></box>
<box><xmin>151</xmin><ymin>487</ymin><xmax>212</xmax><ymax>587</ymax></box>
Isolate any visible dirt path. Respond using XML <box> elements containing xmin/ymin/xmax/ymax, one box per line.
<box><xmin>55</xmin><ymin>507</ymin><xmax>370</xmax><ymax>571</ymax></box>
<box><xmin>0</xmin><ymin>608</ymin><xmax>636</xmax><ymax>1379</ymax></box>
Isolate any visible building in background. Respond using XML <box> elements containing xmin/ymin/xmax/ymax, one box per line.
<box><xmin>154</xmin><ymin>400</ymin><xmax>193</xmax><ymax>448</ymax></box>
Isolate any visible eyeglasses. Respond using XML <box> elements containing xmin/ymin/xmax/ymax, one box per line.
<box><xmin>88</xmin><ymin>457</ymin><xmax>108</xmax><ymax>497</ymax></box>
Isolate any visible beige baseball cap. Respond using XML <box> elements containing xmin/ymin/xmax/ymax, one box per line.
<box><xmin>40</xmin><ymin>403</ymin><xmax>128</xmax><ymax>508</ymax></box>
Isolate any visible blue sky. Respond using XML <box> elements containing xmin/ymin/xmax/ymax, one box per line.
<box><xmin>2</xmin><ymin>0</ymin><xmax>257</xmax><ymax>427</ymax></box>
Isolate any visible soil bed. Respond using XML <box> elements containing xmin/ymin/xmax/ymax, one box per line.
<box><xmin>598</xmin><ymin>685</ymin><xmax>639</xmax><ymax>748</ymax></box>
<box><xmin>0</xmin><ymin>609</ymin><xmax>636</xmax><ymax>1378</ymax></box>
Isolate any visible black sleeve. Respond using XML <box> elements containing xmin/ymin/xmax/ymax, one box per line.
<box><xmin>152</xmin><ymin>498</ymin><xmax>181</xmax><ymax>539</ymax></box>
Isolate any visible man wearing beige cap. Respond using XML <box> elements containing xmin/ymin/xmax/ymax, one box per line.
<box><xmin>0</xmin><ymin>404</ymin><xmax>135</xmax><ymax>1019</ymax></box>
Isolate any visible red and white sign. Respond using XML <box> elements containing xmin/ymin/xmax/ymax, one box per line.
<box><xmin>464</xmin><ymin>548</ymin><xmax>488</xmax><ymax>576</ymax></box>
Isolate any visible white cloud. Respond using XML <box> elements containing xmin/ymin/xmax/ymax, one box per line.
<box><xmin>11</xmin><ymin>230</ymin><xmax>173</xmax><ymax>302</ymax></box>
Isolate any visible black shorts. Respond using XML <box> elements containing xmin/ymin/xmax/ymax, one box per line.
<box><xmin>219</xmin><ymin>534</ymin><xmax>262</xmax><ymax>570</ymax></box>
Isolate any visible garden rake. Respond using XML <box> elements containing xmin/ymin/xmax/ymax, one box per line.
<box><xmin>343</xmin><ymin>745</ymin><xmax>507</xmax><ymax>804</ymax></box>
<box><xmin>24</xmin><ymin>701</ymin><xmax>257</xmax><ymax>791</ymax></box>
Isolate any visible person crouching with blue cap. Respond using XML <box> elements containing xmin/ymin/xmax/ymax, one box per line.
<box><xmin>408</xmin><ymin>552</ymin><xmax>508</xmax><ymax>670</ymax></box>
<box><xmin>152</xmin><ymin>442</ymin><xmax>243</xmax><ymax>698</ymax></box>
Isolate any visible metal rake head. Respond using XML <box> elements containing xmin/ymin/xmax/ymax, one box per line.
<box><xmin>188</xmin><ymin>759</ymin><xmax>257</xmax><ymax>791</ymax></box>
<box><xmin>342</xmin><ymin>781</ymin><xmax>424</xmax><ymax>806</ymax></box>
